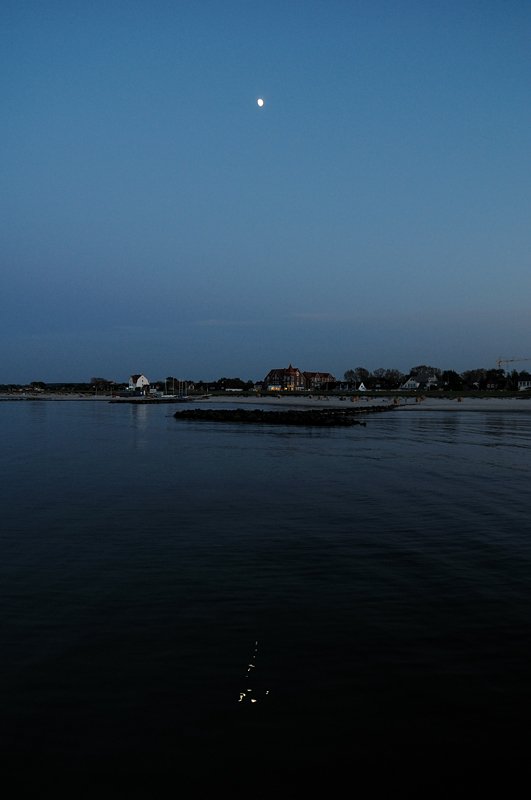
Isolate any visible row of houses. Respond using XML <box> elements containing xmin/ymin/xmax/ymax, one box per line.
<box><xmin>129</xmin><ymin>366</ymin><xmax>445</xmax><ymax>394</ymax></box>
<box><xmin>127</xmin><ymin>367</ymin><xmax>337</xmax><ymax>395</ymax></box>
<box><xmin>129</xmin><ymin>370</ymin><xmax>531</xmax><ymax>395</ymax></box>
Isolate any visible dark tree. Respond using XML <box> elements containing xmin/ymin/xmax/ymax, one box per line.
<box><xmin>384</xmin><ymin>369</ymin><xmax>404</xmax><ymax>388</ymax></box>
<box><xmin>354</xmin><ymin>367</ymin><xmax>370</xmax><ymax>381</ymax></box>
<box><xmin>410</xmin><ymin>365</ymin><xmax>441</xmax><ymax>377</ymax></box>
<box><xmin>440</xmin><ymin>370</ymin><xmax>463</xmax><ymax>390</ymax></box>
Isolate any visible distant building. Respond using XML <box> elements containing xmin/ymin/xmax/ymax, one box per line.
<box><xmin>128</xmin><ymin>374</ymin><xmax>150</xmax><ymax>394</ymax></box>
<box><xmin>518</xmin><ymin>380</ymin><xmax>531</xmax><ymax>392</ymax></box>
<box><xmin>400</xmin><ymin>373</ymin><xmax>439</xmax><ymax>391</ymax></box>
<box><xmin>401</xmin><ymin>377</ymin><xmax>421</xmax><ymax>390</ymax></box>
<box><xmin>262</xmin><ymin>364</ymin><xmax>306</xmax><ymax>392</ymax></box>
<box><xmin>262</xmin><ymin>365</ymin><xmax>336</xmax><ymax>392</ymax></box>
<box><xmin>303</xmin><ymin>371</ymin><xmax>336</xmax><ymax>390</ymax></box>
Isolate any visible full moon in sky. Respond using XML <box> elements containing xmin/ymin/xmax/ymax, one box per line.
<box><xmin>257</xmin><ymin>98</ymin><xmax>264</xmax><ymax>107</ymax></box>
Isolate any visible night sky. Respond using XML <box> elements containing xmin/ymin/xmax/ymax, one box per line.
<box><xmin>2</xmin><ymin>1</ymin><xmax>530</xmax><ymax>383</ymax></box>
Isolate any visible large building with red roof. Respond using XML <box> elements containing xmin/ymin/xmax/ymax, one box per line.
<box><xmin>262</xmin><ymin>365</ymin><xmax>336</xmax><ymax>392</ymax></box>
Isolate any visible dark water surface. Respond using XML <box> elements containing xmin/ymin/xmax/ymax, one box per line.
<box><xmin>2</xmin><ymin>400</ymin><xmax>531</xmax><ymax>791</ymax></box>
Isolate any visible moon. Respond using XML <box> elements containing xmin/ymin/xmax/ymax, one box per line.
<box><xmin>257</xmin><ymin>98</ymin><xmax>264</xmax><ymax>107</ymax></box>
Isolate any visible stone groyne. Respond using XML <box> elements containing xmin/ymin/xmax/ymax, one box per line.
<box><xmin>173</xmin><ymin>405</ymin><xmax>396</xmax><ymax>427</ymax></box>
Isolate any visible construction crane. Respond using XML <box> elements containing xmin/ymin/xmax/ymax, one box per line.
<box><xmin>496</xmin><ymin>357</ymin><xmax>531</xmax><ymax>370</ymax></box>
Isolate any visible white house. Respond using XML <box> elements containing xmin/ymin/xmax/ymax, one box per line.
<box><xmin>128</xmin><ymin>374</ymin><xmax>150</xmax><ymax>393</ymax></box>
<box><xmin>400</xmin><ymin>374</ymin><xmax>439</xmax><ymax>391</ymax></box>
<box><xmin>400</xmin><ymin>378</ymin><xmax>420</xmax><ymax>390</ymax></box>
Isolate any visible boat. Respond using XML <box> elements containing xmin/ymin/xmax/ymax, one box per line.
<box><xmin>159</xmin><ymin>379</ymin><xmax>192</xmax><ymax>401</ymax></box>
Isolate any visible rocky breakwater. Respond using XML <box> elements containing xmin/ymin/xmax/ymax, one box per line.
<box><xmin>173</xmin><ymin>405</ymin><xmax>396</xmax><ymax>427</ymax></box>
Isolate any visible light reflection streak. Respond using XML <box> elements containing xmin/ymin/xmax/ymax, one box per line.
<box><xmin>238</xmin><ymin>640</ymin><xmax>269</xmax><ymax>704</ymax></box>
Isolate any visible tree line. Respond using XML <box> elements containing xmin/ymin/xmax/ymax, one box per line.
<box><xmin>343</xmin><ymin>365</ymin><xmax>531</xmax><ymax>391</ymax></box>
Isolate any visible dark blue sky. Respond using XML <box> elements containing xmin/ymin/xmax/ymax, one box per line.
<box><xmin>2</xmin><ymin>1</ymin><xmax>530</xmax><ymax>383</ymax></box>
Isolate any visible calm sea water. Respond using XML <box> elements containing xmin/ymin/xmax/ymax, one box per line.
<box><xmin>1</xmin><ymin>399</ymin><xmax>531</xmax><ymax>791</ymax></box>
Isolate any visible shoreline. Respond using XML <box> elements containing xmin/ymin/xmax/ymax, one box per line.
<box><xmin>210</xmin><ymin>395</ymin><xmax>531</xmax><ymax>412</ymax></box>
<box><xmin>2</xmin><ymin>392</ymin><xmax>531</xmax><ymax>412</ymax></box>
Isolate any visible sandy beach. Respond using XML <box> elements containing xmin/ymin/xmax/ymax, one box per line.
<box><xmin>390</xmin><ymin>396</ymin><xmax>531</xmax><ymax>412</ymax></box>
<box><xmin>197</xmin><ymin>394</ymin><xmax>531</xmax><ymax>412</ymax></box>
<box><xmin>1</xmin><ymin>392</ymin><xmax>530</xmax><ymax>412</ymax></box>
